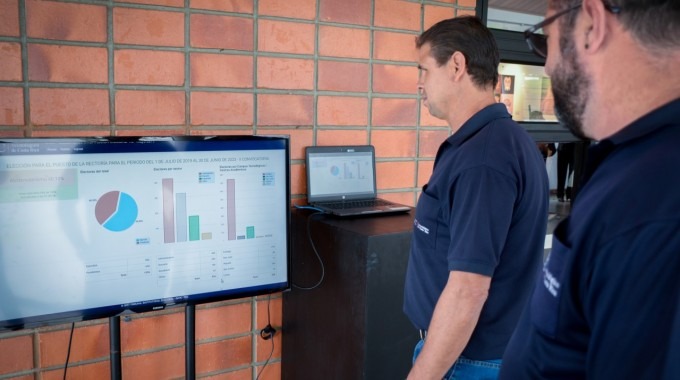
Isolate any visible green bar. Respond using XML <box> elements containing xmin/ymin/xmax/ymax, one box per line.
<box><xmin>189</xmin><ymin>216</ymin><xmax>200</xmax><ymax>241</ymax></box>
<box><xmin>246</xmin><ymin>226</ymin><xmax>255</xmax><ymax>239</ymax></box>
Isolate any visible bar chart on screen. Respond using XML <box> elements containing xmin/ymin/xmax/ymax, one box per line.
<box><xmin>0</xmin><ymin>143</ymin><xmax>288</xmax><ymax>318</ymax></box>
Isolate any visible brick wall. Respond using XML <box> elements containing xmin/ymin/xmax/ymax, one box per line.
<box><xmin>0</xmin><ymin>0</ymin><xmax>476</xmax><ymax>378</ymax></box>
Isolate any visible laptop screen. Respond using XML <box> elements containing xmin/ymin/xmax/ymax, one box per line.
<box><xmin>306</xmin><ymin>145</ymin><xmax>377</xmax><ymax>202</ymax></box>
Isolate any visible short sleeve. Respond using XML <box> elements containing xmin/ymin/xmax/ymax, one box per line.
<box><xmin>446</xmin><ymin>166</ymin><xmax>516</xmax><ymax>276</ymax></box>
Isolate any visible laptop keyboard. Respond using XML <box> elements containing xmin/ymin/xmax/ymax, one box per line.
<box><xmin>322</xmin><ymin>199</ymin><xmax>392</xmax><ymax>210</ymax></box>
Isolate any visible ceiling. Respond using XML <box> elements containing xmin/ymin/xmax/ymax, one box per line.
<box><xmin>488</xmin><ymin>0</ymin><xmax>547</xmax><ymax>16</ymax></box>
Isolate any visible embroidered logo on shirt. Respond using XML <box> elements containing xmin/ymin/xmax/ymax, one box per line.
<box><xmin>542</xmin><ymin>254</ymin><xmax>560</xmax><ymax>297</ymax></box>
<box><xmin>414</xmin><ymin>218</ymin><xmax>429</xmax><ymax>234</ymax></box>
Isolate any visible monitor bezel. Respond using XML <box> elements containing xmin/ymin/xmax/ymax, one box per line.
<box><xmin>0</xmin><ymin>135</ymin><xmax>292</xmax><ymax>332</ymax></box>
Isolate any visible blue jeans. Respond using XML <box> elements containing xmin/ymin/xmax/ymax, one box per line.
<box><xmin>412</xmin><ymin>339</ymin><xmax>502</xmax><ymax>380</ymax></box>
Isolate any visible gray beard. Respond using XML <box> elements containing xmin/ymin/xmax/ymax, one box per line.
<box><xmin>551</xmin><ymin>36</ymin><xmax>590</xmax><ymax>140</ymax></box>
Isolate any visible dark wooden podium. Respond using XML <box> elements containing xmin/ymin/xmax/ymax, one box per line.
<box><xmin>282</xmin><ymin>209</ymin><xmax>418</xmax><ymax>380</ymax></box>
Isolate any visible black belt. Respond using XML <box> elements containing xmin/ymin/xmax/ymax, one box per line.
<box><xmin>419</xmin><ymin>329</ymin><xmax>427</xmax><ymax>340</ymax></box>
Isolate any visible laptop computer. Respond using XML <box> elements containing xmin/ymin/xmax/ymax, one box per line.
<box><xmin>305</xmin><ymin>145</ymin><xmax>411</xmax><ymax>217</ymax></box>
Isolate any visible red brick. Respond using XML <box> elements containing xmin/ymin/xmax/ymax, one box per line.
<box><xmin>374</xmin><ymin>0</ymin><xmax>421</xmax><ymax>31</ymax></box>
<box><xmin>257</xmin><ymin>128</ymin><xmax>313</xmax><ymax>160</ymax></box>
<box><xmin>30</xmin><ymin>88</ymin><xmax>109</xmax><ymax>125</ymax></box>
<box><xmin>0</xmin><ymin>335</ymin><xmax>33</xmax><ymax>375</ymax></box>
<box><xmin>0</xmin><ymin>0</ymin><xmax>19</xmax><ymax>37</ymax></box>
<box><xmin>119</xmin><ymin>312</ymin><xmax>184</xmax><ymax>353</ymax></box>
<box><xmin>115</xmin><ymin>49</ymin><xmax>184</xmax><ymax>86</ymax></box>
<box><xmin>419</xmin><ymin>129</ymin><xmax>449</xmax><ymax>157</ymax></box>
<box><xmin>0</xmin><ymin>130</ymin><xmax>24</xmax><ymax>138</ymax></box>
<box><xmin>420</xmin><ymin>103</ymin><xmax>449</xmax><ymax>127</ymax></box>
<box><xmin>191</xmin><ymin>14</ymin><xmax>253</xmax><ymax>51</ymax></box>
<box><xmin>256</xmin><ymin>331</ymin><xmax>281</xmax><ymax>362</ymax></box>
<box><xmin>258</xmin><ymin>20</ymin><xmax>314</xmax><ymax>55</ymax></box>
<box><xmin>318</xmin><ymin>61</ymin><xmax>369</xmax><ymax>92</ymax></box>
<box><xmin>201</xmin><ymin>368</ymin><xmax>250</xmax><ymax>380</ymax></box>
<box><xmin>256</xmin><ymin>297</ymin><xmax>282</xmax><ymax>329</ymax></box>
<box><xmin>255</xmin><ymin>362</ymin><xmax>281</xmax><ymax>380</ymax></box>
<box><xmin>316</xmin><ymin>129</ymin><xmax>368</xmax><ymax>146</ymax></box>
<box><xmin>372</xmin><ymin>130</ymin><xmax>417</xmax><ymax>158</ymax></box>
<box><xmin>373</xmin><ymin>64</ymin><xmax>419</xmax><ymax>95</ymax></box>
<box><xmin>257</xmin><ymin>57</ymin><xmax>314</xmax><ymax>90</ymax></box>
<box><xmin>290</xmin><ymin>163</ymin><xmax>306</xmax><ymax>196</ymax></box>
<box><xmin>114</xmin><ymin>8</ymin><xmax>184</xmax><ymax>47</ymax></box>
<box><xmin>39</xmin><ymin>324</ymin><xmax>108</xmax><ymax>367</ymax></box>
<box><xmin>418</xmin><ymin>160</ymin><xmax>434</xmax><ymax>187</ymax></box>
<box><xmin>317</xmin><ymin>96</ymin><xmax>368</xmax><ymax>126</ymax></box>
<box><xmin>26</xmin><ymin>0</ymin><xmax>106</xmax><ymax>42</ymax></box>
<box><xmin>33</xmin><ymin>128</ymin><xmax>112</xmax><ymax>137</ymax></box>
<box><xmin>120</xmin><ymin>0</ymin><xmax>184</xmax><ymax>7</ymax></box>
<box><xmin>256</xmin><ymin>298</ymin><xmax>282</xmax><ymax>362</ymax></box>
<box><xmin>259</xmin><ymin>0</ymin><xmax>316</xmax><ymax>19</ymax></box>
<box><xmin>373</xmin><ymin>31</ymin><xmax>419</xmax><ymax>62</ymax></box>
<box><xmin>376</xmin><ymin>161</ymin><xmax>415</xmax><ymax>189</ymax></box>
<box><xmin>0</xmin><ymin>87</ymin><xmax>24</xmax><ymax>125</ymax></box>
<box><xmin>115</xmin><ymin>90</ymin><xmax>185</xmax><ymax>125</ymax></box>
<box><xmin>380</xmin><ymin>191</ymin><xmax>416</xmax><ymax>207</ymax></box>
<box><xmin>195</xmin><ymin>303</ymin><xmax>251</xmax><ymax>340</ymax></box>
<box><xmin>191</xmin><ymin>53</ymin><xmax>253</xmax><ymax>88</ymax></box>
<box><xmin>371</xmin><ymin>98</ymin><xmax>418</xmax><ymax>127</ymax></box>
<box><xmin>1</xmin><ymin>375</ymin><xmax>32</xmax><ymax>380</ymax></box>
<box><xmin>424</xmin><ymin>5</ymin><xmax>456</xmax><ymax>30</ymax></box>
<box><xmin>115</xmin><ymin>128</ymin><xmax>185</xmax><ymax>137</ymax></box>
<box><xmin>41</xmin><ymin>361</ymin><xmax>109</xmax><ymax>380</ymax></box>
<box><xmin>0</xmin><ymin>43</ymin><xmax>22</xmax><ymax>81</ymax></box>
<box><xmin>28</xmin><ymin>44</ymin><xmax>108</xmax><ymax>84</ymax></box>
<box><xmin>459</xmin><ymin>0</ymin><xmax>477</xmax><ymax>7</ymax></box>
<box><xmin>191</xmin><ymin>0</ymin><xmax>253</xmax><ymax>13</ymax></box>
<box><xmin>122</xmin><ymin>347</ymin><xmax>184</xmax><ymax>379</ymax></box>
<box><xmin>257</xmin><ymin>94</ymin><xmax>313</xmax><ymax>126</ymax></box>
<box><xmin>197</xmin><ymin>336</ymin><xmax>251</xmax><ymax>373</ymax></box>
<box><xmin>190</xmin><ymin>128</ymin><xmax>255</xmax><ymax>136</ymax></box>
<box><xmin>457</xmin><ymin>8</ymin><xmax>477</xmax><ymax>16</ymax></box>
<box><xmin>319</xmin><ymin>0</ymin><xmax>370</xmax><ymax>26</ymax></box>
<box><xmin>191</xmin><ymin>92</ymin><xmax>253</xmax><ymax>126</ymax></box>
<box><xmin>318</xmin><ymin>26</ymin><xmax>370</xmax><ymax>59</ymax></box>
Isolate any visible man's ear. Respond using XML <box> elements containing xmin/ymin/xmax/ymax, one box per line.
<box><xmin>581</xmin><ymin>0</ymin><xmax>608</xmax><ymax>53</ymax></box>
<box><xmin>447</xmin><ymin>51</ymin><xmax>467</xmax><ymax>81</ymax></box>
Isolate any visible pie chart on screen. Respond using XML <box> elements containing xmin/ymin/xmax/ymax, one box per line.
<box><xmin>95</xmin><ymin>191</ymin><xmax>138</xmax><ymax>232</ymax></box>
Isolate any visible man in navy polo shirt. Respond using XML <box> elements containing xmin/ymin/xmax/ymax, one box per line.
<box><xmin>500</xmin><ymin>0</ymin><xmax>680</xmax><ymax>379</ymax></box>
<box><xmin>403</xmin><ymin>16</ymin><xmax>549</xmax><ymax>379</ymax></box>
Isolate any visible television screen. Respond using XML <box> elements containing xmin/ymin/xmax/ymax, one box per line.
<box><xmin>0</xmin><ymin>136</ymin><xmax>290</xmax><ymax>331</ymax></box>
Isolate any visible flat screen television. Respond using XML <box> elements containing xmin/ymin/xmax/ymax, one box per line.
<box><xmin>0</xmin><ymin>135</ymin><xmax>290</xmax><ymax>331</ymax></box>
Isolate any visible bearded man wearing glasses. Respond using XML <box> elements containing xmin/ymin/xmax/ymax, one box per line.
<box><xmin>500</xmin><ymin>0</ymin><xmax>680</xmax><ymax>379</ymax></box>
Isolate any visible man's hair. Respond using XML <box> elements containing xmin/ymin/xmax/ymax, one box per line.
<box><xmin>551</xmin><ymin>0</ymin><xmax>680</xmax><ymax>53</ymax></box>
<box><xmin>415</xmin><ymin>16</ymin><xmax>500</xmax><ymax>90</ymax></box>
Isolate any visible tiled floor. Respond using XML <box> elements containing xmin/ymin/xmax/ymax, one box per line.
<box><xmin>544</xmin><ymin>195</ymin><xmax>572</xmax><ymax>260</ymax></box>
<box><xmin>548</xmin><ymin>195</ymin><xmax>572</xmax><ymax>234</ymax></box>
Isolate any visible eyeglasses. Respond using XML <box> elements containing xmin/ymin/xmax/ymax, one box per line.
<box><xmin>523</xmin><ymin>2</ymin><xmax>623</xmax><ymax>59</ymax></box>
<box><xmin>523</xmin><ymin>4</ymin><xmax>582</xmax><ymax>59</ymax></box>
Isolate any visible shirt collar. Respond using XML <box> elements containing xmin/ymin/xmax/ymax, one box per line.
<box><xmin>604</xmin><ymin>97</ymin><xmax>680</xmax><ymax>146</ymax></box>
<box><xmin>582</xmin><ymin>97</ymin><xmax>680</xmax><ymax>185</ymax></box>
<box><xmin>434</xmin><ymin>103</ymin><xmax>511</xmax><ymax>167</ymax></box>
<box><xmin>446</xmin><ymin>103</ymin><xmax>512</xmax><ymax>148</ymax></box>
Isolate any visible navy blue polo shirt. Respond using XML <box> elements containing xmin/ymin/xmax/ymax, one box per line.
<box><xmin>500</xmin><ymin>98</ymin><xmax>680</xmax><ymax>379</ymax></box>
<box><xmin>403</xmin><ymin>103</ymin><xmax>549</xmax><ymax>359</ymax></box>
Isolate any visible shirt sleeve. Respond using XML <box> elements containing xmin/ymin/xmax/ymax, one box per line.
<box><xmin>446</xmin><ymin>165</ymin><xmax>517</xmax><ymax>276</ymax></box>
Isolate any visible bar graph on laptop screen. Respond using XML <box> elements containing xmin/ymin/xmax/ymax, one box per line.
<box><xmin>308</xmin><ymin>150</ymin><xmax>375</xmax><ymax>197</ymax></box>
